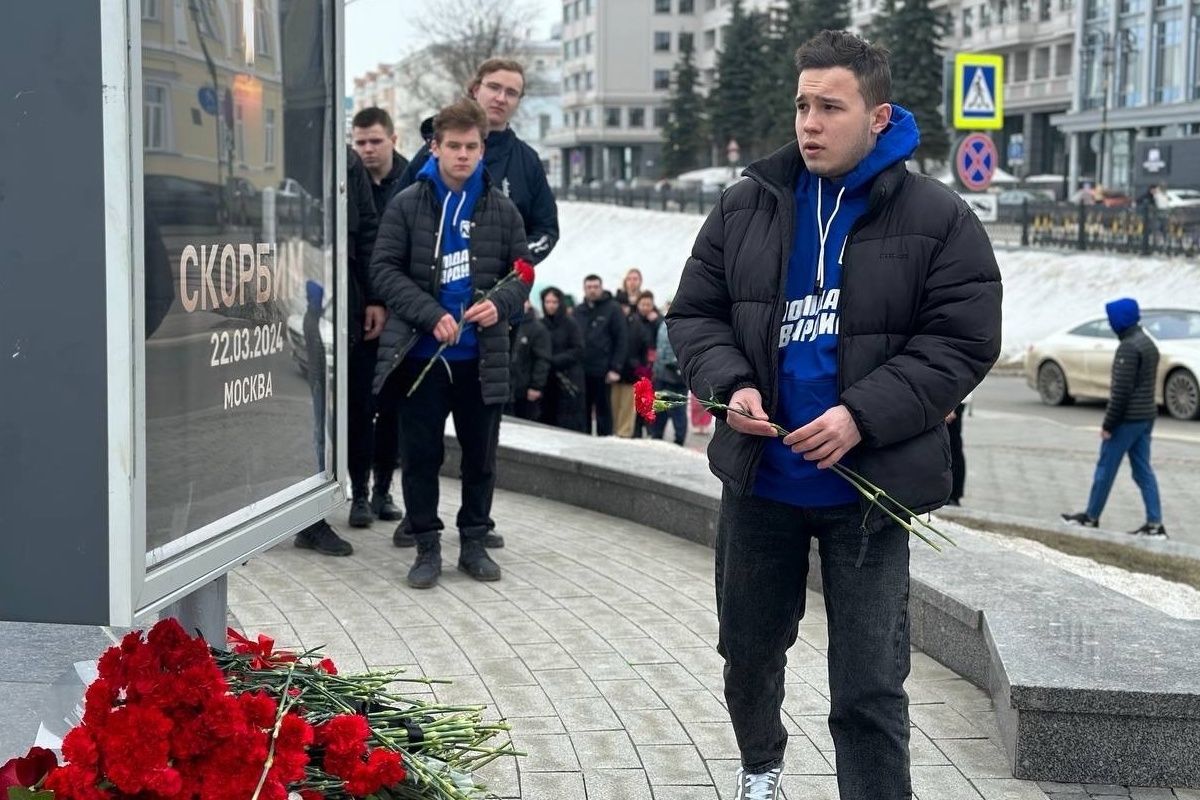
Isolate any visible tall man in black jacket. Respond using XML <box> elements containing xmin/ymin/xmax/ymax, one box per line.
<box><xmin>1062</xmin><ymin>298</ymin><xmax>1166</xmax><ymax>537</ymax></box>
<box><xmin>370</xmin><ymin>99</ymin><xmax>531</xmax><ymax>590</ymax></box>
<box><xmin>666</xmin><ymin>31</ymin><xmax>1001</xmax><ymax>800</ymax></box>
<box><xmin>574</xmin><ymin>275</ymin><xmax>627</xmax><ymax>436</ymax></box>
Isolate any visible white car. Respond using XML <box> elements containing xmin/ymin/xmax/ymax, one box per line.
<box><xmin>1161</xmin><ymin>189</ymin><xmax>1200</xmax><ymax>208</ymax></box>
<box><xmin>1024</xmin><ymin>308</ymin><xmax>1200</xmax><ymax>420</ymax></box>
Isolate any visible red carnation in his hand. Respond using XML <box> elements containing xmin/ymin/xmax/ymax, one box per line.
<box><xmin>513</xmin><ymin>258</ymin><xmax>535</xmax><ymax>286</ymax></box>
<box><xmin>0</xmin><ymin>746</ymin><xmax>58</xmax><ymax>791</ymax></box>
<box><xmin>634</xmin><ymin>377</ymin><xmax>657</xmax><ymax>423</ymax></box>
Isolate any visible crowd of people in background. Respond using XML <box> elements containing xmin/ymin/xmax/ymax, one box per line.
<box><xmin>508</xmin><ymin>267</ymin><xmax>711</xmax><ymax>445</ymax></box>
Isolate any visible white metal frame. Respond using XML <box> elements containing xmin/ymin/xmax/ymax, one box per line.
<box><xmin>102</xmin><ymin>0</ymin><xmax>347</xmax><ymax>626</ymax></box>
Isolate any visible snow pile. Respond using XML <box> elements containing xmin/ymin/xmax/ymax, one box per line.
<box><xmin>538</xmin><ymin>201</ymin><xmax>1200</xmax><ymax>365</ymax></box>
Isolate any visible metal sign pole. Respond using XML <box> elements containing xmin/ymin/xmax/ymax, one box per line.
<box><xmin>161</xmin><ymin>576</ymin><xmax>229</xmax><ymax>647</ymax></box>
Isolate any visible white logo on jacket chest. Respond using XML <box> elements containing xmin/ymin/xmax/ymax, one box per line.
<box><xmin>777</xmin><ymin>289</ymin><xmax>841</xmax><ymax>347</ymax></box>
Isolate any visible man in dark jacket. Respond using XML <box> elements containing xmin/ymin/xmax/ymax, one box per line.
<box><xmin>352</xmin><ymin>107</ymin><xmax>411</xmax><ymax>216</ymax></box>
<box><xmin>539</xmin><ymin>287</ymin><xmax>587</xmax><ymax>432</ymax></box>
<box><xmin>393</xmin><ymin>58</ymin><xmax>559</xmax><ymax>550</ymax></box>
<box><xmin>370</xmin><ymin>99</ymin><xmax>531</xmax><ymax>589</ymax></box>
<box><xmin>294</xmin><ymin>148</ymin><xmax>383</xmax><ymax>556</ymax></box>
<box><xmin>507</xmin><ymin>301</ymin><xmax>552</xmax><ymax>421</ymax></box>
<box><xmin>574</xmin><ymin>275</ymin><xmax>627</xmax><ymax>436</ymax></box>
<box><xmin>1062</xmin><ymin>298</ymin><xmax>1166</xmax><ymax>537</ymax></box>
<box><xmin>397</xmin><ymin>59</ymin><xmax>558</xmax><ymax>264</ymax></box>
<box><xmin>666</xmin><ymin>31</ymin><xmax>1001</xmax><ymax>800</ymax></box>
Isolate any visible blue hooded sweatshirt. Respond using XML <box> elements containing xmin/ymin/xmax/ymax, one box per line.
<box><xmin>1106</xmin><ymin>297</ymin><xmax>1140</xmax><ymax>334</ymax></box>
<box><xmin>754</xmin><ymin>105</ymin><xmax>921</xmax><ymax>508</ymax></box>
<box><xmin>408</xmin><ymin>156</ymin><xmax>486</xmax><ymax>361</ymax></box>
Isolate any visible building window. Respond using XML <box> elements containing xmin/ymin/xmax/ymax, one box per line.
<box><xmin>961</xmin><ymin>7</ymin><xmax>974</xmax><ymax>35</ymax></box>
<box><xmin>1153</xmin><ymin>17</ymin><xmax>1183</xmax><ymax>102</ymax></box>
<box><xmin>586</xmin><ymin>33</ymin><xmax>594</xmax><ymax>53</ymax></box>
<box><xmin>654</xmin><ymin>107</ymin><xmax>670</xmax><ymax>127</ymax></box>
<box><xmin>194</xmin><ymin>0</ymin><xmax>221</xmax><ymax>39</ymax></box>
<box><xmin>1083</xmin><ymin>27</ymin><xmax>1107</xmax><ymax>107</ymax></box>
<box><xmin>573</xmin><ymin>73</ymin><xmax>582</xmax><ymax>91</ymax></box>
<box><xmin>1192</xmin><ymin>11</ymin><xmax>1200</xmax><ymax>99</ymax></box>
<box><xmin>142</xmin><ymin>0</ymin><xmax>161</xmax><ymax>20</ymax></box>
<box><xmin>998</xmin><ymin>0</ymin><xmax>1010</xmax><ymax>23</ymax></box>
<box><xmin>629</xmin><ymin>108</ymin><xmax>646</xmax><ymax>127</ymax></box>
<box><xmin>563</xmin><ymin>2</ymin><xmax>570</xmax><ymax>22</ymax></box>
<box><xmin>586</xmin><ymin>70</ymin><xmax>594</xmax><ymax>90</ymax></box>
<box><xmin>605</xmin><ymin>107</ymin><xmax>622</xmax><ymax>127</ymax></box>
<box><xmin>654</xmin><ymin>68</ymin><xmax>671</xmax><ymax>90</ymax></box>
<box><xmin>980</xmin><ymin>2</ymin><xmax>993</xmax><ymax>27</ymax></box>
<box><xmin>680</xmin><ymin>31</ymin><xmax>694</xmax><ymax>52</ymax></box>
<box><xmin>585</xmin><ymin>0</ymin><xmax>593</xmax><ymax>13</ymax></box>
<box><xmin>255</xmin><ymin>0</ymin><xmax>271</xmax><ymax>56</ymax></box>
<box><xmin>655</xmin><ymin>0</ymin><xmax>671</xmax><ymax>12</ymax></box>
<box><xmin>704</xmin><ymin>29</ymin><xmax>717</xmax><ymax>49</ymax></box>
<box><xmin>585</xmin><ymin>108</ymin><xmax>593</xmax><ymax>126</ymax></box>
<box><xmin>563</xmin><ymin>77</ymin><xmax>570</xmax><ymax>92</ymax></box>
<box><xmin>654</xmin><ymin>31</ymin><xmax>671</xmax><ymax>51</ymax></box>
<box><xmin>1118</xmin><ymin>25</ymin><xmax>1144</xmax><ymax>106</ymax></box>
<box><xmin>539</xmin><ymin>113</ymin><xmax>551</xmax><ymax>139</ymax></box>
<box><xmin>1156</xmin><ymin>0</ymin><xmax>1181</xmax><ymax>7</ymax></box>
<box><xmin>1018</xmin><ymin>0</ymin><xmax>1032</xmax><ymax>19</ymax></box>
<box><xmin>1034</xmin><ymin>46</ymin><xmax>1050</xmax><ymax>78</ymax></box>
<box><xmin>143</xmin><ymin>83</ymin><xmax>169</xmax><ymax>151</ymax></box>
<box><xmin>1120</xmin><ymin>0</ymin><xmax>1144</xmax><ymax>12</ymax></box>
<box><xmin>679</xmin><ymin>0</ymin><xmax>695</xmax><ymax>11</ymax></box>
<box><xmin>1010</xmin><ymin>49</ymin><xmax>1029</xmax><ymax>81</ymax></box>
<box><xmin>1085</xmin><ymin>0</ymin><xmax>1109</xmax><ymax>19</ymax></box>
<box><xmin>234</xmin><ymin>102</ymin><xmax>246</xmax><ymax>164</ymax></box>
<box><xmin>1059</xmin><ymin>0</ymin><xmax>1074</xmax><ymax>8</ymax></box>
<box><xmin>563</xmin><ymin>112</ymin><xmax>570</xmax><ymax>127</ymax></box>
<box><xmin>264</xmin><ymin>108</ymin><xmax>275</xmax><ymax>166</ymax></box>
<box><xmin>573</xmin><ymin>110</ymin><xmax>581</xmax><ymax>127</ymax></box>
<box><xmin>704</xmin><ymin>67</ymin><xmax>716</xmax><ymax>86</ymax></box>
<box><xmin>1038</xmin><ymin>0</ymin><xmax>1052</xmax><ymax>20</ymax></box>
<box><xmin>1056</xmin><ymin>42</ymin><xmax>1073</xmax><ymax>75</ymax></box>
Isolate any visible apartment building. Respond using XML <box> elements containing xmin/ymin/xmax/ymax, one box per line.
<box><xmin>352</xmin><ymin>39</ymin><xmax>563</xmax><ymax>182</ymax></box>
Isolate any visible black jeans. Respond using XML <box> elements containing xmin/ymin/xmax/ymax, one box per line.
<box><xmin>385</xmin><ymin>358</ymin><xmax>501</xmax><ymax>537</ymax></box>
<box><xmin>716</xmin><ymin>490</ymin><xmax>912</xmax><ymax>799</ymax></box>
<box><xmin>584</xmin><ymin>374</ymin><xmax>613</xmax><ymax>436</ymax></box>
<box><xmin>947</xmin><ymin>404</ymin><xmax>965</xmax><ymax>502</ymax></box>
<box><xmin>348</xmin><ymin>338</ymin><xmax>399</xmax><ymax>498</ymax></box>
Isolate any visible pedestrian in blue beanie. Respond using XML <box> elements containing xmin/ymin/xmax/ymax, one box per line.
<box><xmin>1062</xmin><ymin>297</ymin><xmax>1168</xmax><ymax>538</ymax></box>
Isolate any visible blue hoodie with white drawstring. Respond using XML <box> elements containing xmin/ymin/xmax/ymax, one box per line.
<box><xmin>408</xmin><ymin>156</ymin><xmax>486</xmax><ymax>361</ymax></box>
<box><xmin>754</xmin><ymin>105</ymin><xmax>922</xmax><ymax>508</ymax></box>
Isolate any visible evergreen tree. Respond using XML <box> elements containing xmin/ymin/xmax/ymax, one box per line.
<box><xmin>661</xmin><ymin>40</ymin><xmax>708</xmax><ymax>177</ymax></box>
<box><xmin>756</xmin><ymin>0</ymin><xmax>852</xmax><ymax>154</ymax></box>
<box><xmin>710</xmin><ymin>0</ymin><xmax>769</xmax><ymax>159</ymax></box>
<box><xmin>866</xmin><ymin>0</ymin><xmax>950</xmax><ymax>169</ymax></box>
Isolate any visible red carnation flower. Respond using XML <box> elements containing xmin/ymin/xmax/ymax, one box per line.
<box><xmin>513</xmin><ymin>258</ymin><xmax>535</xmax><ymax>286</ymax></box>
<box><xmin>317</xmin><ymin>657</ymin><xmax>338</xmax><ymax>675</ymax></box>
<box><xmin>633</xmin><ymin>376</ymin><xmax>657</xmax><ymax>422</ymax></box>
<box><xmin>0</xmin><ymin>746</ymin><xmax>58</xmax><ymax>791</ymax></box>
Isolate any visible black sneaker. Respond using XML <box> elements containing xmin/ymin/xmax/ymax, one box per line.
<box><xmin>483</xmin><ymin>531</ymin><xmax>506</xmax><ymax>548</ymax></box>
<box><xmin>407</xmin><ymin>534</ymin><xmax>442</xmax><ymax>589</ymax></box>
<box><xmin>294</xmin><ymin>520</ymin><xmax>353</xmax><ymax>556</ymax></box>
<box><xmin>348</xmin><ymin>497</ymin><xmax>374</xmax><ymax>528</ymax></box>
<box><xmin>393</xmin><ymin>518</ymin><xmax>416</xmax><ymax>548</ymax></box>
<box><xmin>458</xmin><ymin>535</ymin><xmax>501</xmax><ymax>582</ymax></box>
<box><xmin>1130</xmin><ymin>522</ymin><xmax>1169</xmax><ymax>539</ymax></box>
<box><xmin>1060</xmin><ymin>512</ymin><xmax>1098</xmax><ymax>528</ymax></box>
<box><xmin>371</xmin><ymin>491</ymin><xmax>403</xmax><ymax>522</ymax></box>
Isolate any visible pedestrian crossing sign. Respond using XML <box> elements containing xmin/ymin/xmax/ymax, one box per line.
<box><xmin>953</xmin><ymin>53</ymin><xmax>1004</xmax><ymax>130</ymax></box>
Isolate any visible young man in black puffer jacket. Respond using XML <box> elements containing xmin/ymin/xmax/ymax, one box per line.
<box><xmin>370</xmin><ymin>99</ymin><xmax>531</xmax><ymax>590</ymax></box>
<box><xmin>666</xmin><ymin>31</ymin><xmax>1001</xmax><ymax>800</ymax></box>
<box><xmin>1062</xmin><ymin>297</ymin><xmax>1166</xmax><ymax>537</ymax></box>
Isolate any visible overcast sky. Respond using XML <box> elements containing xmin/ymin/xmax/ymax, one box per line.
<box><xmin>344</xmin><ymin>0</ymin><xmax>563</xmax><ymax>95</ymax></box>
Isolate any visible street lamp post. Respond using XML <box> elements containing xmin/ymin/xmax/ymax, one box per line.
<box><xmin>1085</xmin><ymin>28</ymin><xmax>1137</xmax><ymax>188</ymax></box>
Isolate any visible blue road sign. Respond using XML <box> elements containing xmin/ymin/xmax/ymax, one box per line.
<box><xmin>197</xmin><ymin>86</ymin><xmax>218</xmax><ymax>116</ymax></box>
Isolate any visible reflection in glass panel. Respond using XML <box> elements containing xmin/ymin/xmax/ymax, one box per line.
<box><xmin>142</xmin><ymin>0</ymin><xmax>335</xmax><ymax>558</ymax></box>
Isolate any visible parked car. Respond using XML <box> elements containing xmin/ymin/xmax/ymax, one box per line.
<box><xmin>996</xmin><ymin>188</ymin><xmax>1055</xmax><ymax>206</ymax></box>
<box><xmin>143</xmin><ymin>174</ymin><xmax>221</xmax><ymax>228</ymax></box>
<box><xmin>1161</xmin><ymin>189</ymin><xmax>1200</xmax><ymax>208</ymax></box>
<box><xmin>1024</xmin><ymin>307</ymin><xmax>1200</xmax><ymax>420</ymax></box>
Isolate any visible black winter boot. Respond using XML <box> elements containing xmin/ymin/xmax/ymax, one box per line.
<box><xmin>458</xmin><ymin>529</ymin><xmax>501</xmax><ymax>582</ymax></box>
<box><xmin>407</xmin><ymin>531</ymin><xmax>442</xmax><ymax>589</ymax></box>
<box><xmin>348</xmin><ymin>496</ymin><xmax>374</xmax><ymax>528</ymax></box>
<box><xmin>371</xmin><ymin>489</ymin><xmax>403</xmax><ymax>522</ymax></box>
<box><xmin>393</xmin><ymin>517</ymin><xmax>415</xmax><ymax>548</ymax></box>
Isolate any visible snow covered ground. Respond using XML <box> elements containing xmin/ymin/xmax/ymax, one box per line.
<box><xmin>537</xmin><ymin>200</ymin><xmax>1200</xmax><ymax>366</ymax></box>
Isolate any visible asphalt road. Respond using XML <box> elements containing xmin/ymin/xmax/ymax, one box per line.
<box><xmin>962</xmin><ymin>372</ymin><xmax>1200</xmax><ymax>546</ymax></box>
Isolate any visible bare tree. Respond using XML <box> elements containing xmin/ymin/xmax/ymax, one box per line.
<box><xmin>414</xmin><ymin>0</ymin><xmax>546</xmax><ymax>97</ymax></box>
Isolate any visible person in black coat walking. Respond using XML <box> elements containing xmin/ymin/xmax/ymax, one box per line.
<box><xmin>508</xmin><ymin>301</ymin><xmax>552</xmax><ymax>421</ymax></box>
<box><xmin>1062</xmin><ymin>298</ymin><xmax>1166</xmax><ymax>537</ymax></box>
<box><xmin>539</xmin><ymin>287</ymin><xmax>587</xmax><ymax>432</ymax></box>
<box><xmin>573</xmin><ymin>275</ymin><xmax>627</xmax><ymax>435</ymax></box>
<box><xmin>666</xmin><ymin>32</ymin><xmax>1001</xmax><ymax>800</ymax></box>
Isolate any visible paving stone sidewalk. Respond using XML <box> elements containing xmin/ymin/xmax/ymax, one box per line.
<box><xmin>228</xmin><ymin>479</ymin><xmax>1199</xmax><ymax>800</ymax></box>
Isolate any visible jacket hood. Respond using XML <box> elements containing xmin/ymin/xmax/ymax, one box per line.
<box><xmin>1106</xmin><ymin>297</ymin><xmax>1140</xmax><ymax>333</ymax></box>
<box><xmin>837</xmin><ymin>104</ymin><xmax>920</xmax><ymax>193</ymax></box>
<box><xmin>419</xmin><ymin>116</ymin><xmax>434</xmax><ymax>143</ymax></box>
<box><xmin>485</xmin><ymin>127</ymin><xmax>516</xmax><ymax>154</ymax></box>
<box><xmin>416</xmin><ymin>155</ymin><xmax>486</xmax><ymax>205</ymax></box>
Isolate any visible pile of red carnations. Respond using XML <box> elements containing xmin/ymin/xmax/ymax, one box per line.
<box><xmin>2</xmin><ymin>619</ymin><xmax>514</xmax><ymax>800</ymax></box>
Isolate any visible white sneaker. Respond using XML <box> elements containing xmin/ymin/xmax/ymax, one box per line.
<box><xmin>734</xmin><ymin>767</ymin><xmax>782</xmax><ymax>800</ymax></box>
